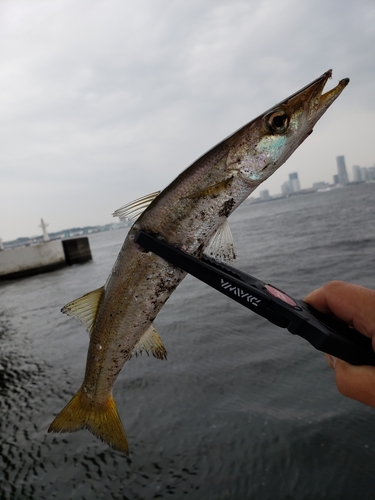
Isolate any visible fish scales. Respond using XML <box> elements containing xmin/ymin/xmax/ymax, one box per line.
<box><xmin>49</xmin><ymin>70</ymin><xmax>349</xmax><ymax>454</ymax></box>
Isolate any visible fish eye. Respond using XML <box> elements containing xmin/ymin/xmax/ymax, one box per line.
<box><xmin>265</xmin><ymin>110</ymin><xmax>289</xmax><ymax>134</ymax></box>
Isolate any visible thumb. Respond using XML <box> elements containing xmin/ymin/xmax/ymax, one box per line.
<box><xmin>328</xmin><ymin>355</ymin><xmax>375</xmax><ymax>408</ymax></box>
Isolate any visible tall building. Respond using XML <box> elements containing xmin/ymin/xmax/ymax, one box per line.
<box><xmin>281</xmin><ymin>172</ymin><xmax>301</xmax><ymax>195</ymax></box>
<box><xmin>352</xmin><ymin>165</ymin><xmax>369</xmax><ymax>182</ymax></box>
<box><xmin>289</xmin><ymin>172</ymin><xmax>301</xmax><ymax>192</ymax></box>
<box><xmin>336</xmin><ymin>156</ymin><xmax>349</xmax><ymax>185</ymax></box>
<box><xmin>352</xmin><ymin>165</ymin><xmax>362</xmax><ymax>182</ymax></box>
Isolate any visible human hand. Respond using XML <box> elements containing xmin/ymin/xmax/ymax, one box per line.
<box><xmin>304</xmin><ymin>280</ymin><xmax>375</xmax><ymax>408</ymax></box>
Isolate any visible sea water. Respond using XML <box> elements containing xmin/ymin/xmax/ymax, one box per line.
<box><xmin>1</xmin><ymin>183</ymin><xmax>375</xmax><ymax>499</ymax></box>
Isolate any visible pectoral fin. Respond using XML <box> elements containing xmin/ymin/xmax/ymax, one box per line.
<box><xmin>204</xmin><ymin>219</ymin><xmax>236</xmax><ymax>263</ymax></box>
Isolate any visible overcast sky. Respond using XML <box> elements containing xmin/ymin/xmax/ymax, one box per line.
<box><xmin>1</xmin><ymin>0</ymin><xmax>374</xmax><ymax>241</ymax></box>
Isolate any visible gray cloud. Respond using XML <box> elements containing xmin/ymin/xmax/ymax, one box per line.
<box><xmin>1</xmin><ymin>0</ymin><xmax>374</xmax><ymax>240</ymax></box>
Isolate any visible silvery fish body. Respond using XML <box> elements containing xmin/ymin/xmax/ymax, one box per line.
<box><xmin>49</xmin><ymin>70</ymin><xmax>349</xmax><ymax>453</ymax></box>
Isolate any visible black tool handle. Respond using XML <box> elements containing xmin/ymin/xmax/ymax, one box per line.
<box><xmin>134</xmin><ymin>230</ymin><xmax>375</xmax><ymax>366</ymax></box>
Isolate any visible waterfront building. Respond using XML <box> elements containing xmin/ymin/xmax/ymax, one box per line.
<box><xmin>289</xmin><ymin>172</ymin><xmax>301</xmax><ymax>192</ymax></box>
<box><xmin>313</xmin><ymin>181</ymin><xmax>330</xmax><ymax>191</ymax></box>
<box><xmin>259</xmin><ymin>189</ymin><xmax>271</xmax><ymax>201</ymax></box>
<box><xmin>336</xmin><ymin>156</ymin><xmax>349</xmax><ymax>185</ymax></box>
<box><xmin>281</xmin><ymin>181</ymin><xmax>292</xmax><ymax>196</ymax></box>
<box><xmin>281</xmin><ymin>172</ymin><xmax>301</xmax><ymax>195</ymax></box>
<box><xmin>352</xmin><ymin>165</ymin><xmax>362</xmax><ymax>182</ymax></box>
<box><xmin>368</xmin><ymin>166</ymin><xmax>375</xmax><ymax>180</ymax></box>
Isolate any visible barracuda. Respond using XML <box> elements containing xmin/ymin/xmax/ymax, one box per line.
<box><xmin>49</xmin><ymin>70</ymin><xmax>349</xmax><ymax>454</ymax></box>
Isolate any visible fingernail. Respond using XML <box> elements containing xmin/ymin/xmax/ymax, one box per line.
<box><xmin>330</xmin><ymin>355</ymin><xmax>337</xmax><ymax>369</ymax></box>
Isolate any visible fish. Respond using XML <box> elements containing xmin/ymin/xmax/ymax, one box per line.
<box><xmin>48</xmin><ymin>70</ymin><xmax>349</xmax><ymax>454</ymax></box>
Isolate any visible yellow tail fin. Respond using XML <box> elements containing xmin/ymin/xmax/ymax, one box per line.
<box><xmin>48</xmin><ymin>388</ymin><xmax>129</xmax><ymax>455</ymax></box>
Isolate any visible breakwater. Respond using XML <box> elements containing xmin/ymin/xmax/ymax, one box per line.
<box><xmin>0</xmin><ymin>237</ymin><xmax>92</xmax><ymax>280</ymax></box>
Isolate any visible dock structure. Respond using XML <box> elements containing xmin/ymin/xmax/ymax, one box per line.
<box><xmin>62</xmin><ymin>238</ymin><xmax>92</xmax><ymax>265</ymax></box>
<box><xmin>0</xmin><ymin>220</ymin><xmax>92</xmax><ymax>280</ymax></box>
<box><xmin>0</xmin><ymin>240</ymin><xmax>66</xmax><ymax>279</ymax></box>
<box><xmin>0</xmin><ymin>238</ymin><xmax>92</xmax><ymax>280</ymax></box>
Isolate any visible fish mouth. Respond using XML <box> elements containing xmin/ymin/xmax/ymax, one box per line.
<box><xmin>319</xmin><ymin>72</ymin><xmax>350</xmax><ymax>109</ymax></box>
<box><xmin>283</xmin><ymin>69</ymin><xmax>349</xmax><ymax>123</ymax></box>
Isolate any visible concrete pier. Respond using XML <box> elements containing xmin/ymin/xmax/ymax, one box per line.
<box><xmin>62</xmin><ymin>237</ymin><xmax>92</xmax><ymax>265</ymax></box>
<box><xmin>0</xmin><ymin>237</ymin><xmax>92</xmax><ymax>280</ymax></box>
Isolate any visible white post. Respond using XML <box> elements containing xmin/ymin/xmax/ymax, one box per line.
<box><xmin>39</xmin><ymin>218</ymin><xmax>50</xmax><ymax>242</ymax></box>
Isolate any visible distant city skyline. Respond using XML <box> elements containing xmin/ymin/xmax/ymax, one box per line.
<box><xmin>278</xmin><ymin>155</ymin><xmax>375</xmax><ymax>195</ymax></box>
<box><xmin>4</xmin><ymin>158</ymin><xmax>374</xmax><ymax>243</ymax></box>
<box><xmin>2</xmin><ymin>1</ymin><xmax>375</xmax><ymax>242</ymax></box>
<box><xmin>255</xmin><ymin>155</ymin><xmax>375</xmax><ymax>202</ymax></box>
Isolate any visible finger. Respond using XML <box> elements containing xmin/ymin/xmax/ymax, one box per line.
<box><xmin>305</xmin><ymin>281</ymin><xmax>375</xmax><ymax>339</ymax></box>
<box><xmin>333</xmin><ymin>358</ymin><xmax>375</xmax><ymax>409</ymax></box>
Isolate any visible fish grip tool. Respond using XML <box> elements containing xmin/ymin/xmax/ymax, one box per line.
<box><xmin>135</xmin><ymin>230</ymin><xmax>375</xmax><ymax>367</ymax></box>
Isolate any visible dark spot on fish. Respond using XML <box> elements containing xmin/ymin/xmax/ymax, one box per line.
<box><xmin>219</xmin><ymin>198</ymin><xmax>235</xmax><ymax>217</ymax></box>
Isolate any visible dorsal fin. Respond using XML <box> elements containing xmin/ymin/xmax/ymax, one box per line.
<box><xmin>132</xmin><ymin>324</ymin><xmax>167</xmax><ymax>360</ymax></box>
<box><xmin>61</xmin><ymin>286</ymin><xmax>104</xmax><ymax>334</ymax></box>
<box><xmin>203</xmin><ymin>219</ymin><xmax>236</xmax><ymax>263</ymax></box>
<box><xmin>112</xmin><ymin>191</ymin><xmax>161</xmax><ymax>220</ymax></box>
